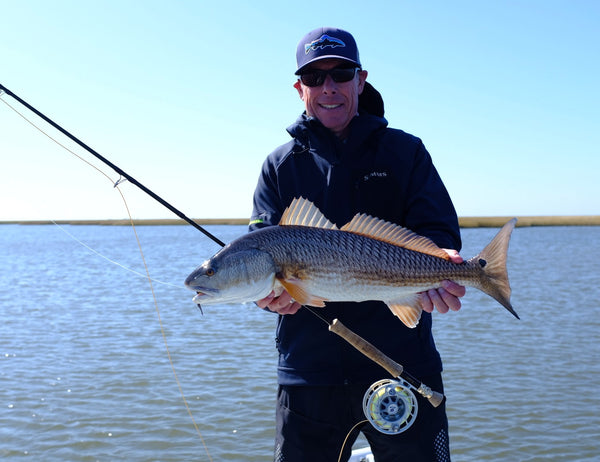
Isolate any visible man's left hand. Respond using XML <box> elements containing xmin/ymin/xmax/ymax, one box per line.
<box><xmin>420</xmin><ymin>249</ymin><xmax>466</xmax><ymax>314</ymax></box>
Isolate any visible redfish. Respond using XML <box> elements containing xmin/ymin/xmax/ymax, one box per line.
<box><xmin>184</xmin><ymin>197</ymin><xmax>518</xmax><ymax>328</ymax></box>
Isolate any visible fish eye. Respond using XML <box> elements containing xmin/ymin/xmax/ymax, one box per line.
<box><xmin>206</xmin><ymin>268</ymin><xmax>215</xmax><ymax>277</ymax></box>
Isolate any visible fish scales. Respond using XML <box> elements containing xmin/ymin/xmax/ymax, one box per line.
<box><xmin>273</xmin><ymin>227</ymin><xmax>481</xmax><ymax>304</ymax></box>
<box><xmin>251</xmin><ymin>225</ymin><xmax>471</xmax><ymax>287</ymax></box>
<box><xmin>185</xmin><ymin>197</ymin><xmax>519</xmax><ymax>328</ymax></box>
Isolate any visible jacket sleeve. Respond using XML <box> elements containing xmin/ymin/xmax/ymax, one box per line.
<box><xmin>249</xmin><ymin>151</ymin><xmax>286</xmax><ymax>232</ymax></box>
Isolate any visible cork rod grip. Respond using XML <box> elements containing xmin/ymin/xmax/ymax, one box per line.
<box><xmin>329</xmin><ymin>318</ymin><xmax>405</xmax><ymax>378</ymax></box>
<box><xmin>329</xmin><ymin>318</ymin><xmax>445</xmax><ymax>408</ymax></box>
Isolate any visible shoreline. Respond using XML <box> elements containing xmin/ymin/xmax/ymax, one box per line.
<box><xmin>1</xmin><ymin>216</ymin><xmax>599</xmax><ymax>227</ymax></box>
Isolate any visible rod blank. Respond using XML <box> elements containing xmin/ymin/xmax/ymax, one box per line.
<box><xmin>0</xmin><ymin>83</ymin><xmax>226</xmax><ymax>247</ymax></box>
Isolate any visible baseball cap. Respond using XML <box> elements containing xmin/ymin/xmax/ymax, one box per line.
<box><xmin>295</xmin><ymin>27</ymin><xmax>361</xmax><ymax>75</ymax></box>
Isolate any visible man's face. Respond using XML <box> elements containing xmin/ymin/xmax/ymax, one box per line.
<box><xmin>294</xmin><ymin>59</ymin><xmax>368</xmax><ymax>138</ymax></box>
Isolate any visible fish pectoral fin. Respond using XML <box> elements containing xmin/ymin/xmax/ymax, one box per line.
<box><xmin>386</xmin><ymin>297</ymin><xmax>423</xmax><ymax>328</ymax></box>
<box><xmin>278</xmin><ymin>277</ymin><xmax>328</xmax><ymax>307</ymax></box>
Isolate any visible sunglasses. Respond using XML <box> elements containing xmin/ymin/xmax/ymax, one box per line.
<box><xmin>299</xmin><ymin>67</ymin><xmax>360</xmax><ymax>87</ymax></box>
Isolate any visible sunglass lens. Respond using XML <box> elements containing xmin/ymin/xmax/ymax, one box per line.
<box><xmin>300</xmin><ymin>68</ymin><xmax>357</xmax><ymax>87</ymax></box>
<box><xmin>300</xmin><ymin>71</ymin><xmax>325</xmax><ymax>87</ymax></box>
<box><xmin>330</xmin><ymin>68</ymin><xmax>357</xmax><ymax>83</ymax></box>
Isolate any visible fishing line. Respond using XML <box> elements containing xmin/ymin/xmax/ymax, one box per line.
<box><xmin>1</xmin><ymin>86</ymin><xmax>214</xmax><ymax>461</ymax></box>
<box><xmin>303</xmin><ymin>305</ymin><xmax>332</xmax><ymax>326</ymax></box>
<box><xmin>338</xmin><ymin>420</ymin><xmax>368</xmax><ymax>462</ymax></box>
<box><xmin>2</xmin><ymin>92</ymin><xmax>179</xmax><ymax>288</ymax></box>
<box><xmin>50</xmin><ymin>220</ymin><xmax>181</xmax><ymax>288</ymax></box>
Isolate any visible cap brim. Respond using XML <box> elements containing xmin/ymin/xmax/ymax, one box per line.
<box><xmin>295</xmin><ymin>56</ymin><xmax>360</xmax><ymax>75</ymax></box>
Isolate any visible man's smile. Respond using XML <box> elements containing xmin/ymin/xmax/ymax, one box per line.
<box><xmin>319</xmin><ymin>103</ymin><xmax>343</xmax><ymax>109</ymax></box>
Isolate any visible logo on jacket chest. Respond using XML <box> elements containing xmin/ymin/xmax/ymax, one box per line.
<box><xmin>361</xmin><ymin>171</ymin><xmax>389</xmax><ymax>183</ymax></box>
<box><xmin>354</xmin><ymin>170</ymin><xmax>397</xmax><ymax>195</ymax></box>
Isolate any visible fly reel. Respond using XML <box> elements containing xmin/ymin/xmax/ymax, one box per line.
<box><xmin>362</xmin><ymin>378</ymin><xmax>418</xmax><ymax>434</ymax></box>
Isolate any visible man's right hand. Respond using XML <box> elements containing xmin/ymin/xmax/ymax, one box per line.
<box><xmin>256</xmin><ymin>289</ymin><xmax>303</xmax><ymax>315</ymax></box>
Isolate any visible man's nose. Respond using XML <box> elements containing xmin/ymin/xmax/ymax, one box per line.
<box><xmin>321</xmin><ymin>75</ymin><xmax>338</xmax><ymax>93</ymax></box>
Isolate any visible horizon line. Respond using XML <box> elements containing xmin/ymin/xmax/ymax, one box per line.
<box><xmin>1</xmin><ymin>215</ymin><xmax>599</xmax><ymax>228</ymax></box>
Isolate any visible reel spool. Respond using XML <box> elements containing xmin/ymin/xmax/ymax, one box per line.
<box><xmin>362</xmin><ymin>378</ymin><xmax>418</xmax><ymax>434</ymax></box>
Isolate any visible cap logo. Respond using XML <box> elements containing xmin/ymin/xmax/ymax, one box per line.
<box><xmin>305</xmin><ymin>34</ymin><xmax>345</xmax><ymax>54</ymax></box>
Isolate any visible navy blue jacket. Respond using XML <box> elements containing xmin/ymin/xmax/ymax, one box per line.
<box><xmin>250</xmin><ymin>112</ymin><xmax>461</xmax><ymax>386</ymax></box>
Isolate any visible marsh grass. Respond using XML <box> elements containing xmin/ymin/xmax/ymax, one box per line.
<box><xmin>3</xmin><ymin>216</ymin><xmax>599</xmax><ymax>227</ymax></box>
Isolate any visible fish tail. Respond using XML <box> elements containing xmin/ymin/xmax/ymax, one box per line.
<box><xmin>470</xmin><ymin>218</ymin><xmax>520</xmax><ymax>319</ymax></box>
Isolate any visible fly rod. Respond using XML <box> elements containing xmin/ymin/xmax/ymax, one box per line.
<box><xmin>2</xmin><ymin>83</ymin><xmax>443</xmax><ymax>420</ymax></box>
<box><xmin>0</xmin><ymin>83</ymin><xmax>226</xmax><ymax>248</ymax></box>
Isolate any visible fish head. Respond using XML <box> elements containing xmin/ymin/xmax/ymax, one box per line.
<box><xmin>184</xmin><ymin>244</ymin><xmax>277</xmax><ymax>306</ymax></box>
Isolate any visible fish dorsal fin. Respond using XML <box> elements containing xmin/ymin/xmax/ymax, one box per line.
<box><xmin>340</xmin><ymin>213</ymin><xmax>451</xmax><ymax>260</ymax></box>
<box><xmin>279</xmin><ymin>197</ymin><xmax>338</xmax><ymax>230</ymax></box>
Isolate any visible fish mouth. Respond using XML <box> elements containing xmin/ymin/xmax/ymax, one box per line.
<box><xmin>191</xmin><ymin>288</ymin><xmax>218</xmax><ymax>304</ymax></box>
<box><xmin>192</xmin><ymin>291</ymin><xmax>207</xmax><ymax>304</ymax></box>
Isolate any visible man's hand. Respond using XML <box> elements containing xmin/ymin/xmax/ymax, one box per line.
<box><xmin>256</xmin><ymin>289</ymin><xmax>303</xmax><ymax>315</ymax></box>
<box><xmin>420</xmin><ymin>249</ymin><xmax>467</xmax><ymax>314</ymax></box>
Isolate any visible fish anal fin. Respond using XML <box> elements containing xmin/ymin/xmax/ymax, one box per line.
<box><xmin>386</xmin><ymin>297</ymin><xmax>423</xmax><ymax>328</ymax></box>
<box><xmin>279</xmin><ymin>197</ymin><xmax>338</xmax><ymax>230</ymax></box>
<box><xmin>341</xmin><ymin>214</ymin><xmax>451</xmax><ymax>260</ymax></box>
<box><xmin>278</xmin><ymin>276</ymin><xmax>328</xmax><ymax>307</ymax></box>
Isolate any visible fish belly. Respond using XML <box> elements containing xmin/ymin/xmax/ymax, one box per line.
<box><xmin>300</xmin><ymin>271</ymin><xmax>443</xmax><ymax>304</ymax></box>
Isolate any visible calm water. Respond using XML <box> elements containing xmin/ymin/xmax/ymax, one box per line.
<box><xmin>1</xmin><ymin>223</ymin><xmax>599</xmax><ymax>461</ymax></box>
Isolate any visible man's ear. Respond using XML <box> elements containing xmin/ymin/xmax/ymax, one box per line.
<box><xmin>357</xmin><ymin>70</ymin><xmax>368</xmax><ymax>94</ymax></box>
<box><xmin>293</xmin><ymin>80</ymin><xmax>305</xmax><ymax>100</ymax></box>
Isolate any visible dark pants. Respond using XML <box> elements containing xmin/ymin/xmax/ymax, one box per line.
<box><xmin>274</xmin><ymin>374</ymin><xmax>450</xmax><ymax>462</ymax></box>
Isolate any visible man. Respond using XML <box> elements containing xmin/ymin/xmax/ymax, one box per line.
<box><xmin>250</xmin><ymin>27</ymin><xmax>465</xmax><ymax>462</ymax></box>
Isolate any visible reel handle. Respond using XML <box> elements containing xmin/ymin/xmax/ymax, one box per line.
<box><xmin>329</xmin><ymin>319</ymin><xmax>444</xmax><ymax>408</ymax></box>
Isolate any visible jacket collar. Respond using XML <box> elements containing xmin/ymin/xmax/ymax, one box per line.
<box><xmin>286</xmin><ymin>112</ymin><xmax>388</xmax><ymax>163</ymax></box>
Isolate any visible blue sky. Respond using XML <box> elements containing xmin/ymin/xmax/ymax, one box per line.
<box><xmin>1</xmin><ymin>0</ymin><xmax>598</xmax><ymax>220</ymax></box>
